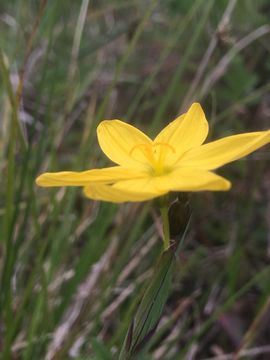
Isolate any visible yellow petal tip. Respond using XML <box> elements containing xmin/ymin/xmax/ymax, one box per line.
<box><xmin>97</xmin><ymin>119</ymin><xmax>120</xmax><ymax>131</ymax></box>
<box><xmin>224</xmin><ymin>180</ymin><xmax>232</xmax><ymax>191</ymax></box>
<box><xmin>35</xmin><ymin>174</ymin><xmax>49</xmax><ymax>187</ymax></box>
<box><xmin>190</xmin><ymin>101</ymin><xmax>201</xmax><ymax>107</ymax></box>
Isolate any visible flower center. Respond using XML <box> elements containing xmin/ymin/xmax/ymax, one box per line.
<box><xmin>130</xmin><ymin>142</ymin><xmax>175</xmax><ymax>175</ymax></box>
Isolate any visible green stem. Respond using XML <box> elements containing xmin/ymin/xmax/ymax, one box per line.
<box><xmin>160</xmin><ymin>206</ymin><xmax>170</xmax><ymax>250</ymax></box>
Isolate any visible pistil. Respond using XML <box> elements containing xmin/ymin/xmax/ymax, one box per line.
<box><xmin>130</xmin><ymin>142</ymin><xmax>176</xmax><ymax>175</ymax></box>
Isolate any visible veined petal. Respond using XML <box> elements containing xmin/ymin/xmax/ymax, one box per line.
<box><xmin>112</xmin><ymin>177</ymin><xmax>167</xmax><ymax>200</ymax></box>
<box><xmin>155</xmin><ymin>168</ymin><xmax>231</xmax><ymax>192</ymax></box>
<box><xmin>97</xmin><ymin>120</ymin><xmax>153</xmax><ymax>168</ymax></box>
<box><xmin>154</xmin><ymin>103</ymin><xmax>209</xmax><ymax>165</ymax></box>
<box><xmin>181</xmin><ymin>130</ymin><xmax>270</xmax><ymax>170</ymax></box>
<box><xmin>83</xmin><ymin>182</ymin><xmax>163</xmax><ymax>203</ymax></box>
<box><xmin>106</xmin><ymin>168</ymin><xmax>230</xmax><ymax>202</ymax></box>
<box><xmin>36</xmin><ymin>166</ymin><xmax>145</xmax><ymax>187</ymax></box>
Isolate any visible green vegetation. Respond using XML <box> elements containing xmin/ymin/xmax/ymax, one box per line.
<box><xmin>0</xmin><ymin>0</ymin><xmax>270</xmax><ymax>359</ymax></box>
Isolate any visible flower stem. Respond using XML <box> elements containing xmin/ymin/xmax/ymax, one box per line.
<box><xmin>160</xmin><ymin>205</ymin><xmax>170</xmax><ymax>250</ymax></box>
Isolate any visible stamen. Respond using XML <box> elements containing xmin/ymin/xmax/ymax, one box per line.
<box><xmin>129</xmin><ymin>143</ymin><xmax>155</xmax><ymax>165</ymax></box>
<box><xmin>129</xmin><ymin>142</ymin><xmax>176</xmax><ymax>175</ymax></box>
<box><xmin>129</xmin><ymin>143</ymin><xmax>151</xmax><ymax>157</ymax></box>
<box><xmin>153</xmin><ymin>142</ymin><xmax>176</xmax><ymax>153</ymax></box>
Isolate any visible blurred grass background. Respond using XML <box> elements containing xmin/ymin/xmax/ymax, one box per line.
<box><xmin>0</xmin><ymin>0</ymin><xmax>270</xmax><ymax>359</ymax></box>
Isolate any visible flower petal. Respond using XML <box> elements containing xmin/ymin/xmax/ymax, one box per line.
<box><xmin>83</xmin><ymin>182</ymin><xmax>163</xmax><ymax>203</ymax></box>
<box><xmin>181</xmin><ymin>130</ymin><xmax>270</xmax><ymax>170</ymax></box>
<box><xmin>97</xmin><ymin>120</ymin><xmax>153</xmax><ymax>168</ymax></box>
<box><xmin>155</xmin><ymin>168</ymin><xmax>231</xmax><ymax>192</ymax></box>
<box><xmin>154</xmin><ymin>103</ymin><xmax>209</xmax><ymax>165</ymax></box>
<box><xmin>112</xmin><ymin>177</ymin><xmax>167</xmax><ymax>201</ymax></box>
<box><xmin>110</xmin><ymin>167</ymin><xmax>230</xmax><ymax>201</ymax></box>
<box><xmin>36</xmin><ymin>167</ymin><xmax>145</xmax><ymax>187</ymax></box>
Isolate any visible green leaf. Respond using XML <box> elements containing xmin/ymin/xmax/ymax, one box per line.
<box><xmin>119</xmin><ymin>248</ymin><xmax>175</xmax><ymax>359</ymax></box>
<box><xmin>91</xmin><ymin>338</ymin><xmax>113</xmax><ymax>360</ymax></box>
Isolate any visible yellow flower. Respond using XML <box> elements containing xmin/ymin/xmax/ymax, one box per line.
<box><xmin>36</xmin><ymin>103</ymin><xmax>270</xmax><ymax>203</ymax></box>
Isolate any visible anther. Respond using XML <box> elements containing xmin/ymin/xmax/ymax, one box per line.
<box><xmin>129</xmin><ymin>143</ymin><xmax>151</xmax><ymax>157</ymax></box>
<box><xmin>153</xmin><ymin>142</ymin><xmax>176</xmax><ymax>153</ymax></box>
